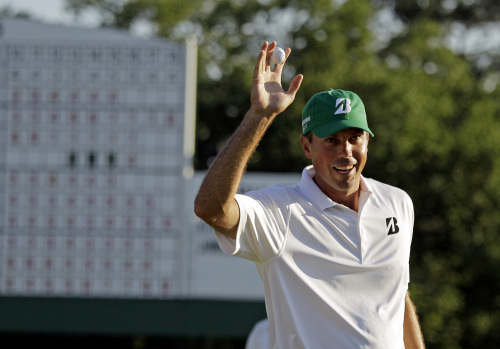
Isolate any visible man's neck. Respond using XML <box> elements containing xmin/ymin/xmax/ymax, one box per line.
<box><xmin>329</xmin><ymin>188</ymin><xmax>361</xmax><ymax>212</ymax></box>
<box><xmin>312</xmin><ymin>177</ymin><xmax>361</xmax><ymax>212</ymax></box>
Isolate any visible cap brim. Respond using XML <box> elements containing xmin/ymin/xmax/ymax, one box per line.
<box><xmin>311</xmin><ymin>120</ymin><xmax>374</xmax><ymax>138</ymax></box>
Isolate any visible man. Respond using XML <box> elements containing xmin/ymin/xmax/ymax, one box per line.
<box><xmin>194</xmin><ymin>41</ymin><xmax>425</xmax><ymax>348</ymax></box>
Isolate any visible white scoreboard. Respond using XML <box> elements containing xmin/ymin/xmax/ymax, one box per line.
<box><xmin>0</xmin><ymin>19</ymin><xmax>196</xmax><ymax>298</ymax></box>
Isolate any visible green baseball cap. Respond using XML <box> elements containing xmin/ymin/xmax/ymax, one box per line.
<box><xmin>301</xmin><ymin>89</ymin><xmax>374</xmax><ymax>138</ymax></box>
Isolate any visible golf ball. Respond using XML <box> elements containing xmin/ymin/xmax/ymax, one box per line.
<box><xmin>270</xmin><ymin>47</ymin><xmax>285</xmax><ymax>64</ymax></box>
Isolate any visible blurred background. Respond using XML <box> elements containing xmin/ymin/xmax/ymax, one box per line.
<box><xmin>0</xmin><ymin>0</ymin><xmax>499</xmax><ymax>348</ymax></box>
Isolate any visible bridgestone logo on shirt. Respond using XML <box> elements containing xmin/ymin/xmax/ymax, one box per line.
<box><xmin>386</xmin><ymin>217</ymin><xmax>400</xmax><ymax>235</ymax></box>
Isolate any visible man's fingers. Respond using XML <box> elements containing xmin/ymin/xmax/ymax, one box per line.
<box><xmin>264</xmin><ymin>41</ymin><xmax>277</xmax><ymax>71</ymax></box>
<box><xmin>267</xmin><ymin>41</ymin><xmax>277</xmax><ymax>53</ymax></box>
<box><xmin>286</xmin><ymin>74</ymin><xmax>304</xmax><ymax>96</ymax></box>
<box><xmin>254</xmin><ymin>42</ymin><xmax>269</xmax><ymax>80</ymax></box>
<box><xmin>254</xmin><ymin>41</ymin><xmax>302</xmax><ymax>96</ymax></box>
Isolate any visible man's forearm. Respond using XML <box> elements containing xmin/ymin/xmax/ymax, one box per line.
<box><xmin>404</xmin><ymin>291</ymin><xmax>426</xmax><ymax>349</ymax></box>
<box><xmin>194</xmin><ymin>109</ymin><xmax>276</xmax><ymax>236</ymax></box>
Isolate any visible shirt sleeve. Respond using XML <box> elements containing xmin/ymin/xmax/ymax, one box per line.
<box><xmin>215</xmin><ymin>189</ymin><xmax>289</xmax><ymax>263</ymax></box>
<box><xmin>406</xmin><ymin>193</ymin><xmax>414</xmax><ymax>284</ymax></box>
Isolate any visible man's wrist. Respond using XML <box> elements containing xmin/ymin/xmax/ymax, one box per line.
<box><xmin>247</xmin><ymin>106</ymin><xmax>279</xmax><ymax>122</ymax></box>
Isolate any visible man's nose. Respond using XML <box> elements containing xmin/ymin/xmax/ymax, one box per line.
<box><xmin>339</xmin><ymin>141</ymin><xmax>352</xmax><ymax>158</ymax></box>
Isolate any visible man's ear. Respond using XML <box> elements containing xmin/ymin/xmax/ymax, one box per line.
<box><xmin>301</xmin><ymin>134</ymin><xmax>312</xmax><ymax>159</ymax></box>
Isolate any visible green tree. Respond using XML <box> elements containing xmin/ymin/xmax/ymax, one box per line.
<box><xmin>65</xmin><ymin>0</ymin><xmax>202</xmax><ymax>31</ymax></box>
<box><xmin>0</xmin><ymin>5</ymin><xmax>32</xmax><ymax>18</ymax></box>
<box><xmin>373</xmin><ymin>0</ymin><xmax>500</xmax><ymax>73</ymax></box>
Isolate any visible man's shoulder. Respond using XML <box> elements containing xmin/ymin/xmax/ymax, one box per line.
<box><xmin>242</xmin><ymin>183</ymin><xmax>303</xmax><ymax>206</ymax></box>
<box><xmin>364</xmin><ymin>177</ymin><xmax>412</xmax><ymax>201</ymax></box>
<box><xmin>247</xmin><ymin>183</ymin><xmax>300</xmax><ymax>197</ymax></box>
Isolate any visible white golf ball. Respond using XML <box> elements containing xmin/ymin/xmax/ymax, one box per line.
<box><xmin>270</xmin><ymin>47</ymin><xmax>285</xmax><ymax>64</ymax></box>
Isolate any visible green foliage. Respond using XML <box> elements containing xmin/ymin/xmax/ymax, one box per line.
<box><xmin>65</xmin><ymin>0</ymin><xmax>202</xmax><ymax>30</ymax></box>
<box><xmin>0</xmin><ymin>5</ymin><xmax>32</xmax><ymax>18</ymax></box>
<box><xmin>66</xmin><ymin>0</ymin><xmax>500</xmax><ymax>347</ymax></box>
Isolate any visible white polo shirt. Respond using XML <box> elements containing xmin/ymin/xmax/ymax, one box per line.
<box><xmin>216</xmin><ymin>166</ymin><xmax>414</xmax><ymax>349</ymax></box>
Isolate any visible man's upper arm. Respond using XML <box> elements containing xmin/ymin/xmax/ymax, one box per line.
<box><xmin>213</xmin><ymin>197</ymin><xmax>241</xmax><ymax>239</ymax></box>
<box><xmin>194</xmin><ymin>192</ymin><xmax>241</xmax><ymax>239</ymax></box>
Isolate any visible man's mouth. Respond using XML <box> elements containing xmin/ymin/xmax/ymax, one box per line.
<box><xmin>333</xmin><ymin>164</ymin><xmax>355</xmax><ymax>174</ymax></box>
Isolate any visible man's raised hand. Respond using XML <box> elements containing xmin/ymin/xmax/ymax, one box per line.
<box><xmin>250</xmin><ymin>41</ymin><xmax>303</xmax><ymax>118</ymax></box>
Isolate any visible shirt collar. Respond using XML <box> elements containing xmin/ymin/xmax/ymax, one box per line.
<box><xmin>298</xmin><ymin>165</ymin><xmax>372</xmax><ymax>211</ymax></box>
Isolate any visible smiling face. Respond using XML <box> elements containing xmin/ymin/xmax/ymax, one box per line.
<box><xmin>301</xmin><ymin>128</ymin><xmax>369</xmax><ymax>202</ymax></box>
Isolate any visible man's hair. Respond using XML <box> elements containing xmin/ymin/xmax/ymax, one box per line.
<box><xmin>304</xmin><ymin>131</ymin><xmax>313</xmax><ymax>143</ymax></box>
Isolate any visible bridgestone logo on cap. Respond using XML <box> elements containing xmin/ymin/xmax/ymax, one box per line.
<box><xmin>334</xmin><ymin>98</ymin><xmax>352</xmax><ymax>114</ymax></box>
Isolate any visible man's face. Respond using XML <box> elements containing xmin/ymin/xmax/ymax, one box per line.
<box><xmin>301</xmin><ymin>128</ymin><xmax>369</xmax><ymax>198</ymax></box>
